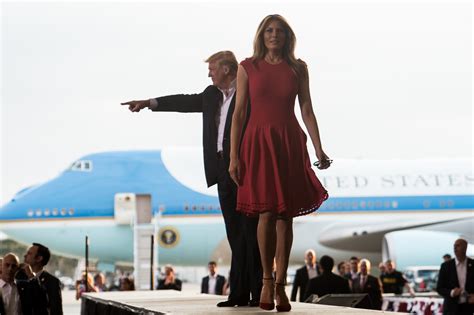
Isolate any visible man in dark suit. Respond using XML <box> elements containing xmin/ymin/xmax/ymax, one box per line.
<box><xmin>22</xmin><ymin>243</ymin><xmax>63</xmax><ymax>315</ymax></box>
<box><xmin>304</xmin><ymin>255</ymin><xmax>351</xmax><ymax>301</ymax></box>
<box><xmin>344</xmin><ymin>256</ymin><xmax>360</xmax><ymax>282</ymax></box>
<box><xmin>201</xmin><ymin>261</ymin><xmax>226</xmax><ymax>295</ymax></box>
<box><xmin>437</xmin><ymin>238</ymin><xmax>474</xmax><ymax>315</ymax></box>
<box><xmin>352</xmin><ymin>259</ymin><xmax>382</xmax><ymax>310</ymax></box>
<box><xmin>291</xmin><ymin>249</ymin><xmax>320</xmax><ymax>302</ymax></box>
<box><xmin>122</xmin><ymin>51</ymin><xmax>262</xmax><ymax>307</ymax></box>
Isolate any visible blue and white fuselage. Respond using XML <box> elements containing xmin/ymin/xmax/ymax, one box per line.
<box><xmin>0</xmin><ymin>147</ymin><xmax>473</xmax><ymax>269</ymax></box>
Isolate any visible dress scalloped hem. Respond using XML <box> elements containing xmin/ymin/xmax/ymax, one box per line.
<box><xmin>237</xmin><ymin>191</ymin><xmax>329</xmax><ymax>218</ymax></box>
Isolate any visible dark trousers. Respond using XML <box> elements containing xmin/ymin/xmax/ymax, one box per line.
<box><xmin>444</xmin><ymin>303</ymin><xmax>474</xmax><ymax>315</ymax></box>
<box><xmin>217</xmin><ymin>157</ymin><xmax>262</xmax><ymax>302</ymax></box>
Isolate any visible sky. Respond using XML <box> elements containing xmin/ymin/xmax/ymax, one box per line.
<box><xmin>1</xmin><ymin>0</ymin><xmax>472</xmax><ymax>205</ymax></box>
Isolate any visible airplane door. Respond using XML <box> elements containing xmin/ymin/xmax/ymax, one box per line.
<box><xmin>114</xmin><ymin>193</ymin><xmax>152</xmax><ymax>225</ymax></box>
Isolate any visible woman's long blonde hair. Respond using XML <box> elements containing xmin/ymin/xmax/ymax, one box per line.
<box><xmin>252</xmin><ymin>14</ymin><xmax>304</xmax><ymax>77</ymax></box>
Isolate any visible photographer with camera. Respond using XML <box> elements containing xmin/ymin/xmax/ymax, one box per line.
<box><xmin>75</xmin><ymin>273</ymin><xmax>98</xmax><ymax>300</ymax></box>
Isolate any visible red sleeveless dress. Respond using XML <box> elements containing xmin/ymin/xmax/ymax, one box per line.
<box><xmin>236</xmin><ymin>58</ymin><xmax>328</xmax><ymax>218</ymax></box>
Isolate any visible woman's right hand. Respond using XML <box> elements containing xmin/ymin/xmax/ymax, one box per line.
<box><xmin>228</xmin><ymin>158</ymin><xmax>241</xmax><ymax>186</ymax></box>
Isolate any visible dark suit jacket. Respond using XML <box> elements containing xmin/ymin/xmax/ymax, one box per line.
<box><xmin>17</xmin><ymin>278</ymin><xmax>49</xmax><ymax>315</ymax></box>
<box><xmin>352</xmin><ymin>274</ymin><xmax>383</xmax><ymax>310</ymax></box>
<box><xmin>157</xmin><ymin>279</ymin><xmax>182</xmax><ymax>291</ymax></box>
<box><xmin>201</xmin><ymin>274</ymin><xmax>226</xmax><ymax>295</ymax></box>
<box><xmin>154</xmin><ymin>85</ymin><xmax>235</xmax><ymax>187</ymax></box>
<box><xmin>39</xmin><ymin>271</ymin><xmax>63</xmax><ymax>315</ymax></box>
<box><xmin>437</xmin><ymin>258</ymin><xmax>474</xmax><ymax>315</ymax></box>
<box><xmin>291</xmin><ymin>264</ymin><xmax>320</xmax><ymax>302</ymax></box>
<box><xmin>304</xmin><ymin>272</ymin><xmax>351</xmax><ymax>301</ymax></box>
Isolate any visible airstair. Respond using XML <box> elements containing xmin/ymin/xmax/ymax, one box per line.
<box><xmin>114</xmin><ymin>193</ymin><xmax>158</xmax><ymax>290</ymax></box>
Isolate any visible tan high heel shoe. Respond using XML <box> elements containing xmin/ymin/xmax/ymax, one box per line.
<box><xmin>275</xmin><ymin>282</ymin><xmax>291</xmax><ymax>312</ymax></box>
<box><xmin>259</xmin><ymin>277</ymin><xmax>275</xmax><ymax>311</ymax></box>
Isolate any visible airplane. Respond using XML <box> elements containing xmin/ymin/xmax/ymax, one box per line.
<box><xmin>0</xmin><ymin>147</ymin><xmax>473</xmax><ymax>272</ymax></box>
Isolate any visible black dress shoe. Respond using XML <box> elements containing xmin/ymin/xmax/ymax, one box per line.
<box><xmin>248</xmin><ymin>299</ymin><xmax>260</xmax><ymax>307</ymax></box>
<box><xmin>216</xmin><ymin>299</ymin><xmax>248</xmax><ymax>307</ymax></box>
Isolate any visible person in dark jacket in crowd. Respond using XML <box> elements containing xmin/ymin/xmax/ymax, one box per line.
<box><xmin>157</xmin><ymin>265</ymin><xmax>182</xmax><ymax>291</ymax></box>
<box><xmin>291</xmin><ymin>249</ymin><xmax>320</xmax><ymax>302</ymax></box>
<box><xmin>352</xmin><ymin>258</ymin><xmax>383</xmax><ymax>310</ymax></box>
<box><xmin>304</xmin><ymin>255</ymin><xmax>350</xmax><ymax>301</ymax></box>
<box><xmin>201</xmin><ymin>261</ymin><xmax>226</xmax><ymax>295</ymax></box>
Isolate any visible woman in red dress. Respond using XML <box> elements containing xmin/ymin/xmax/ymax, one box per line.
<box><xmin>229</xmin><ymin>14</ymin><xmax>331</xmax><ymax>311</ymax></box>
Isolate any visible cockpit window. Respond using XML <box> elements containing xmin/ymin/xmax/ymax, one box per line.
<box><xmin>69</xmin><ymin>160</ymin><xmax>93</xmax><ymax>172</ymax></box>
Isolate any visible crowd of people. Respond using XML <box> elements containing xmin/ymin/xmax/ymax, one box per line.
<box><xmin>70</xmin><ymin>271</ymin><xmax>145</xmax><ymax>298</ymax></box>
<box><xmin>289</xmin><ymin>238</ymin><xmax>474</xmax><ymax>313</ymax></box>
<box><xmin>2</xmin><ymin>239</ymin><xmax>472</xmax><ymax>314</ymax></box>
<box><xmin>73</xmin><ymin>271</ymin><xmax>136</xmax><ymax>300</ymax></box>
<box><xmin>73</xmin><ymin>262</ymin><xmax>225</xmax><ymax>296</ymax></box>
<box><xmin>74</xmin><ymin>238</ymin><xmax>472</xmax><ymax>314</ymax></box>
<box><xmin>289</xmin><ymin>250</ymin><xmax>414</xmax><ymax>310</ymax></box>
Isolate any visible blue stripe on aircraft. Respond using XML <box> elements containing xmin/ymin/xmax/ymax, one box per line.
<box><xmin>0</xmin><ymin>195</ymin><xmax>472</xmax><ymax>221</ymax></box>
<box><xmin>159</xmin><ymin>194</ymin><xmax>474</xmax><ymax>216</ymax></box>
<box><xmin>319</xmin><ymin>195</ymin><xmax>474</xmax><ymax>213</ymax></box>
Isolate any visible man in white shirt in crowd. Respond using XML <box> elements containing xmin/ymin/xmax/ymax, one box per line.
<box><xmin>437</xmin><ymin>238</ymin><xmax>474</xmax><ymax>315</ymax></box>
<box><xmin>291</xmin><ymin>249</ymin><xmax>320</xmax><ymax>302</ymax></box>
<box><xmin>201</xmin><ymin>261</ymin><xmax>226</xmax><ymax>295</ymax></box>
<box><xmin>345</xmin><ymin>256</ymin><xmax>360</xmax><ymax>282</ymax></box>
<box><xmin>0</xmin><ymin>253</ymin><xmax>22</xmax><ymax>315</ymax></box>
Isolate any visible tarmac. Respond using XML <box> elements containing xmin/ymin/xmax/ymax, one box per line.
<box><xmin>63</xmin><ymin>289</ymin><xmax>81</xmax><ymax>315</ymax></box>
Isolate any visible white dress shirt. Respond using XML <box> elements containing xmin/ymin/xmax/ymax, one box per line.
<box><xmin>351</xmin><ymin>271</ymin><xmax>359</xmax><ymax>281</ymax></box>
<box><xmin>451</xmin><ymin>257</ymin><xmax>468</xmax><ymax>303</ymax></box>
<box><xmin>0</xmin><ymin>279</ymin><xmax>22</xmax><ymax>315</ymax></box>
<box><xmin>360</xmin><ymin>274</ymin><xmax>367</xmax><ymax>288</ymax></box>
<box><xmin>207</xmin><ymin>273</ymin><xmax>218</xmax><ymax>295</ymax></box>
<box><xmin>307</xmin><ymin>264</ymin><xmax>318</xmax><ymax>279</ymax></box>
<box><xmin>216</xmin><ymin>80</ymin><xmax>236</xmax><ymax>152</ymax></box>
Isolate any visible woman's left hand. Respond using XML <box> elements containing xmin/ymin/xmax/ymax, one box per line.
<box><xmin>316</xmin><ymin>150</ymin><xmax>331</xmax><ymax>170</ymax></box>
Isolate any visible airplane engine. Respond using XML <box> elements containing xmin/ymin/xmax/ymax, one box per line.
<box><xmin>382</xmin><ymin>230</ymin><xmax>468</xmax><ymax>270</ymax></box>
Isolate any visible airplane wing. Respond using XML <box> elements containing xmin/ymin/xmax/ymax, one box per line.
<box><xmin>317</xmin><ymin>214</ymin><xmax>473</xmax><ymax>252</ymax></box>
